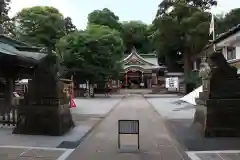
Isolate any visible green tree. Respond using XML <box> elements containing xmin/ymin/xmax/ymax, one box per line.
<box><xmin>153</xmin><ymin>0</ymin><xmax>214</xmax><ymax>74</ymax></box>
<box><xmin>15</xmin><ymin>6</ymin><xmax>66</xmax><ymax>52</ymax></box>
<box><xmin>64</xmin><ymin>16</ymin><xmax>77</xmax><ymax>34</ymax></box>
<box><xmin>87</xmin><ymin>8</ymin><xmax>122</xmax><ymax>32</ymax></box>
<box><xmin>157</xmin><ymin>0</ymin><xmax>217</xmax><ymax>16</ymax></box>
<box><xmin>216</xmin><ymin>8</ymin><xmax>240</xmax><ymax>35</ymax></box>
<box><xmin>0</xmin><ymin>0</ymin><xmax>13</xmax><ymax>34</ymax></box>
<box><xmin>121</xmin><ymin>21</ymin><xmax>152</xmax><ymax>53</ymax></box>
<box><xmin>57</xmin><ymin>24</ymin><xmax>124</xmax><ymax>82</ymax></box>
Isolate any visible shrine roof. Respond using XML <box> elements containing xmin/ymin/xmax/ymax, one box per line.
<box><xmin>0</xmin><ymin>34</ymin><xmax>30</xmax><ymax>47</ymax></box>
<box><xmin>0</xmin><ymin>39</ymin><xmax>47</xmax><ymax>64</ymax></box>
<box><xmin>213</xmin><ymin>24</ymin><xmax>240</xmax><ymax>44</ymax></box>
<box><xmin>122</xmin><ymin>49</ymin><xmax>159</xmax><ymax>66</ymax></box>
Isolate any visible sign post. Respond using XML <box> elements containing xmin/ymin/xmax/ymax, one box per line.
<box><xmin>118</xmin><ymin>120</ymin><xmax>139</xmax><ymax>150</ymax></box>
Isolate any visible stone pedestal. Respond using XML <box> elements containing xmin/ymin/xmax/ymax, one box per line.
<box><xmin>13</xmin><ymin>78</ymin><xmax>75</xmax><ymax>136</ymax></box>
<box><xmin>195</xmin><ymin>99</ymin><xmax>240</xmax><ymax>137</ymax></box>
<box><xmin>195</xmin><ymin>52</ymin><xmax>240</xmax><ymax>137</ymax></box>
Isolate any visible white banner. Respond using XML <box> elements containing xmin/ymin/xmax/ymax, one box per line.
<box><xmin>165</xmin><ymin>77</ymin><xmax>179</xmax><ymax>89</ymax></box>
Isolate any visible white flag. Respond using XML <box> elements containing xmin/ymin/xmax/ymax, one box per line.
<box><xmin>209</xmin><ymin>14</ymin><xmax>215</xmax><ymax>36</ymax></box>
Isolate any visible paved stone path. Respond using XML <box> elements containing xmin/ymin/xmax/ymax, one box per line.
<box><xmin>187</xmin><ymin>151</ymin><xmax>240</xmax><ymax>160</ymax></box>
<box><xmin>67</xmin><ymin>94</ymin><xmax>187</xmax><ymax>160</ymax></box>
<box><xmin>0</xmin><ymin>146</ymin><xmax>73</xmax><ymax>160</ymax></box>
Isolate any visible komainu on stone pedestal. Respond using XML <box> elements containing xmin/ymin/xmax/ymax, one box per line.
<box><xmin>13</xmin><ymin>60</ymin><xmax>75</xmax><ymax>136</ymax></box>
<box><xmin>195</xmin><ymin>51</ymin><xmax>240</xmax><ymax>137</ymax></box>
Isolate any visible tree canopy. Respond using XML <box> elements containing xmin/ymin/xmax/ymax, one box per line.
<box><xmin>64</xmin><ymin>16</ymin><xmax>77</xmax><ymax>34</ymax></box>
<box><xmin>88</xmin><ymin>8</ymin><xmax>122</xmax><ymax>32</ymax></box>
<box><xmin>0</xmin><ymin>0</ymin><xmax>13</xmax><ymax>34</ymax></box>
<box><xmin>216</xmin><ymin>8</ymin><xmax>240</xmax><ymax>35</ymax></box>
<box><xmin>121</xmin><ymin>21</ymin><xmax>153</xmax><ymax>54</ymax></box>
<box><xmin>56</xmin><ymin>24</ymin><xmax>124</xmax><ymax>82</ymax></box>
<box><xmin>152</xmin><ymin>0</ymin><xmax>214</xmax><ymax>74</ymax></box>
<box><xmin>14</xmin><ymin>6</ymin><xmax>66</xmax><ymax>52</ymax></box>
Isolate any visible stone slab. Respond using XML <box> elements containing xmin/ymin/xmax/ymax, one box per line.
<box><xmin>0</xmin><ymin>96</ymin><xmax>123</xmax><ymax>149</ymax></box>
<box><xmin>147</xmin><ymin>96</ymin><xmax>240</xmax><ymax>151</ymax></box>
<box><xmin>67</xmin><ymin>94</ymin><xmax>186</xmax><ymax>160</ymax></box>
<box><xmin>0</xmin><ymin>118</ymin><xmax>100</xmax><ymax>148</ymax></box>
<box><xmin>187</xmin><ymin>151</ymin><xmax>240</xmax><ymax>160</ymax></box>
<box><xmin>0</xmin><ymin>146</ymin><xmax>73</xmax><ymax>160</ymax></box>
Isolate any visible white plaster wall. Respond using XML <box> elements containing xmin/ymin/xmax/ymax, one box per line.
<box><xmin>221</xmin><ymin>47</ymin><xmax>240</xmax><ymax>60</ymax></box>
<box><xmin>222</xmin><ymin>47</ymin><xmax>227</xmax><ymax>59</ymax></box>
<box><xmin>236</xmin><ymin>47</ymin><xmax>240</xmax><ymax>59</ymax></box>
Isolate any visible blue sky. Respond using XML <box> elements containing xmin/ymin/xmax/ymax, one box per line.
<box><xmin>10</xmin><ymin>0</ymin><xmax>239</xmax><ymax>30</ymax></box>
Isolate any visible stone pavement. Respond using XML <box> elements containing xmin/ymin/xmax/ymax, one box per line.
<box><xmin>0</xmin><ymin>96</ymin><xmax>122</xmax><ymax>148</ymax></box>
<box><xmin>0</xmin><ymin>146</ymin><xmax>74</xmax><ymax>160</ymax></box>
<box><xmin>67</xmin><ymin>94</ymin><xmax>188</xmax><ymax>160</ymax></box>
<box><xmin>187</xmin><ymin>151</ymin><xmax>240</xmax><ymax>160</ymax></box>
<box><xmin>146</xmin><ymin>95</ymin><xmax>240</xmax><ymax>160</ymax></box>
<box><xmin>0</xmin><ymin>95</ymin><xmax>123</xmax><ymax>159</ymax></box>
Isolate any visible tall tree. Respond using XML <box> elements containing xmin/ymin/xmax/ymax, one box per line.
<box><xmin>153</xmin><ymin>0</ymin><xmax>215</xmax><ymax>75</ymax></box>
<box><xmin>88</xmin><ymin>8</ymin><xmax>122</xmax><ymax>32</ymax></box>
<box><xmin>157</xmin><ymin>0</ymin><xmax>217</xmax><ymax>16</ymax></box>
<box><xmin>0</xmin><ymin>0</ymin><xmax>12</xmax><ymax>34</ymax></box>
<box><xmin>15</xmin><ymin>6</ymin><xmax>66</xmax><ymax>52</ymax></box>
<box><xmin>121</xmin><ymin>21</ymin><xmax>151</xmax><ymax>54</ymax></box>
<box><xmin>216</xmin><ymin>8</ymin><xmax>240</xmax><ymax>35</ymax></box>
<box><xmin>57</xmin><ymin>24</ymin><xmax>124</xmax><ymax>82</ymax></box>
<box><xmin>64</xmin><ymin>16</ymin><xmax>77</xmax><ymax>34</ymax></box>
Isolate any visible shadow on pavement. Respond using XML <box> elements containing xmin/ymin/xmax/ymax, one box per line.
<box><xmin>166</xmin><ymin>119</ymin><xmax>240</xmax><ymax>151</ymax></box>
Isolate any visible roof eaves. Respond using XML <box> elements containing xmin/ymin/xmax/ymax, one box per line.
<box><xmin>213</xmin><ymin>24</ymin><xmax>240</xmax><ymax>44</ymax></box>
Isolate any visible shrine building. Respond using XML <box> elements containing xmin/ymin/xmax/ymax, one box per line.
<box><xmin>120</xmin><ymin>48</ymin><xmax>167</xmax><ymax>89</ymax></box>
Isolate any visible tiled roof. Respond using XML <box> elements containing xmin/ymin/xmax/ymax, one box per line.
<box><xmin>214</xmin><ymin>24</ymin><xmax>240</xmax><ymax>44</ymax></box>
<box><xmin>0</xmin><ymin>42</ymin><xmax>47</xmax><ymax>64</ymax></box>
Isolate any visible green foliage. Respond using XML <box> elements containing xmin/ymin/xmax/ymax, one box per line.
<box><xmin>56</xmin><ymin>24</ymin><xmax>124</xmax><ymax>82</ymax></box>
<box><xmin>184</xmin><ymin>71</ymin><xmax>201</xmax><ymax>86</ymax></box>
<box><xmin>216</xmin><ymin>8</ymin><xmax>240</xmax><ymax>35</ymax></box>
<box><xmin>0</xmin><ymin>0</ymin><xmax>13</xmax><ymax>34</ymax></box>
<box><xmin>15</xmin><ymin>6</ymin><xmax>66</xmax><ymax>50</ymax></box>
<box><xmin>64</xmin><ymin>17</ymin><xmax>77</xmax><ymax>34</ymax></box>
<box><xmin>88</xmin><ymin>8</ymin><xmax>122</xmax><ymax>32</ymax></box>
<box><xmin>121</xmin><ymin>21</ymin><xmax>153</xmax><ymax>53</ymax></box>
<box><xmin>88</xmin><ymin>8</ymin><xmax>154</xmax><ymax>54</ymax></box>
<box><xmin>153</xmin><ymin>0</ymin><xmax>213</xmax><ymax>73</ymax></box>
<box><xmin>156</xmin><ymin>0</ymin><xmax>217</xmax><ymax>16</ymax></box>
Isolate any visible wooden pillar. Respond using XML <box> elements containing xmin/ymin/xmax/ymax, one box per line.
<box><xmin>125</xmin><ymin>73</ymin><xmax>128</xmax><ymax>88</ymax></box>
<box><xmin>4</xmin><ymin>77</ymin><xmax>14</xmax><ymax>109</ymax></box>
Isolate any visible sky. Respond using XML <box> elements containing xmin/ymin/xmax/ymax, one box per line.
<box><xmin>9</xmin><ymin>0</ymin><xmax>239</xmax><ymax>30</ymax></box>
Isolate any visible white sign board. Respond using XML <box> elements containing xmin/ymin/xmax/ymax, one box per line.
<box><xmin>165</xmin><ymin>77</ymin><xmax>179</xmax><ymax>89</ymax></box>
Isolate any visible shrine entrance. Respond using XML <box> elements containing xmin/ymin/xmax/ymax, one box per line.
<box><xmin>127</xmin><ymin>70</ymin><xmax>142</xmax><ymax>89</ymax></box>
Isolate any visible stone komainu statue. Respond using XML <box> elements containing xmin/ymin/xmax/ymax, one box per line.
<box><xmin>195</xmin><ymin>51</ymin><xmax>240</xmax><ymax>137</ymax></box>
<box><xmin>199</xmin><ymin>57</ymin><xmax>211</xmax><ymax>79</ymax></box>
<box><xmin>208</xmin><ymin>51</ymin><xmax>240</xmax><ymax>99</ymax></box>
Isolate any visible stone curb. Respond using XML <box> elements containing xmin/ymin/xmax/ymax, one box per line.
<box><xmin>143</xmin><ymin>94</ymin><xmax>191</xmax><ymax>160</ymax></box>
<box><xmin>57</xmin><ymin>95</ymin><xmax>126</xmax><ymax>149</ymax></box>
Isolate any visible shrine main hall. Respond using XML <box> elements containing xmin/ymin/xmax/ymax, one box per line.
<box><xmin>120</xmin><ymin>48</ymin><xmax>166</xmax><ymax>89</ymax></box>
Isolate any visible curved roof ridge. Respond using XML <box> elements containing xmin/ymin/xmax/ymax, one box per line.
<box><xmin>122</xmin><ymin>48</ymin><xmax>157</xmax><ymax>66</ymax></box>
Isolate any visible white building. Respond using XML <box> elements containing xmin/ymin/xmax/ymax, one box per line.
<box><xmin>193</xmin><ymin>24</ymin><xmax>240</xmax><ymax>73</ymax></box>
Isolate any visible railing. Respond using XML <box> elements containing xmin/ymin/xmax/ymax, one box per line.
<box><xmin>0</xmin><ymin>99</ymin><xmax>18</xmax><ymax>127</ymax></box>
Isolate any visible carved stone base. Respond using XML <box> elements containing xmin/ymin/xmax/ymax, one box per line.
<box><xmin>194</xmin><ymin>99</ymin><xmax>240</xmax><ymax>137</ymax></box>
<box><xmin>13</xmin><ymin>105</ymin><xmax>75</xmax><ymax>136</ymax></box>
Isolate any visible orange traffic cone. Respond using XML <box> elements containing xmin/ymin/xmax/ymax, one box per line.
<box><xmin>70</xmin><ymin>94</ymin><xmax>76</xmax><ymax>108</ymax></box>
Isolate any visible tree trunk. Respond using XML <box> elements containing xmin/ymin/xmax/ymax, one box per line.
<box><xmin>183</xmin><ymin>51</ymin><xmax>192</xmax><ymax>75</ymax></box>
<box><xmin>183</xmin><ymin>51</ymin><xmax>194</xmax><ymax>93</ymax></box>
